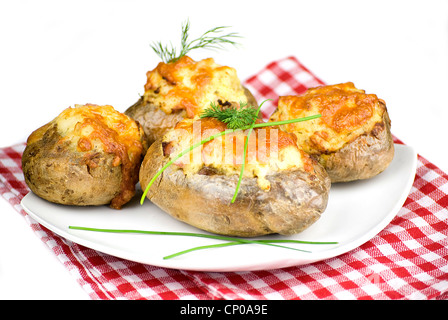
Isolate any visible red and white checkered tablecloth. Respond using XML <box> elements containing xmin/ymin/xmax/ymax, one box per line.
<box><xmin>0</xmin><ymin>56</ymin><xmax>447</xmax><ymax>300</ymax></box>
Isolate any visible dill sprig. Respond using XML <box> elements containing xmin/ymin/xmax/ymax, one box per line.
<box><xmin>200</xmin><ymin>101</ymin><xmax>260</xmax><ymax>130</ymax></box>
<box><xmin>151</xmin><ymin>19</ymin><xmax>241</xmax><ymax>63</ymax></box>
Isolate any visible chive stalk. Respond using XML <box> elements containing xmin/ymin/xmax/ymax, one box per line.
<box><xmin>68</xmin><ymin>226</ymin><xmax>338</xmax><ymax>259</ymax></box>
<box><xmin>231</xmin><ymin>101</ymin><xmax>264</xmax><ymax>203</ymax></box>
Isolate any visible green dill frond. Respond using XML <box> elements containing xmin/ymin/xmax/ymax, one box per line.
<box><xmin>150</xmin><ymin>19</ymin><xmax>241</xmax><ymax>63</ymax></box>
<box><xmin>150</xmin><ymin>41</ymin><xmax>177</xmax><ymax>65</ymax></box>
<box><xmin>200</xmin><ymin>101</ymin><xmax>259</xmax><ymax>130</ymax></box>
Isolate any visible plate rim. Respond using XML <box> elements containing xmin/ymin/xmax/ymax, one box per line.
<box><xmin>20</xmin><ymin>144</ymin><xmax>417</xmax><ymax>272</ymax></box>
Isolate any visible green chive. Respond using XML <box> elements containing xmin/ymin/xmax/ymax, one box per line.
<box><xmin>231</xmin><ymin>101</ymin><xmax>265</xmax><ymax>203</ymax></box>
<box><xmin>69</xmin><ymin>226</ymin><xmax>337</xmax><ymax>259</ymax></box>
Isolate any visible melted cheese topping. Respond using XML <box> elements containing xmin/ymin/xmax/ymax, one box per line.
<box><xmin>143</xmin><ymin>56</ymin><xmax>249</xmax><ymax>118</ymax></box>
<box><xmin>53</xmin><ymin>104</ymin><xmax>144</xmax><ymax>161</ymax></box>
<box><xmin>28</xmin><ymin>104</ymin><xmax>145</xmax><ymax>209</ymax></box>
<box><xmin>162</xmin><ymin>118</ymin><xmax>313</xmax><ymax>191</ymax></box>
<box><xmin>270</xmin><ymin>82</ymin><xmax>386</xmax><ymax>154</ymax></box>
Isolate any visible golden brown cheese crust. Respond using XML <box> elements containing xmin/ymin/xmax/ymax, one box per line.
<box><xmin>28</xmin><ymin>104</ymin><xmax>145</xmax><ymax>159</ymax></box>
<box><xmin>269</xmin><ymin>82</ymin><xmax>394</xmax><ymax>182</ymax></box>
<box><xmin>126</xmin><ymin>56</ymin><xmax>258</xmax><ymax>147</ymax></box>
<box><xmin>23</xmin><ymin>104</ymin><xmax>147</xmax><ymax>208</ymax></box>
<box><xmin>271</xmin><ymin>82</ymin><xmax>385</xmax><ymax>154</ymax></box>
<box><xmin>143</xmin><ymin>56</ymin><xmax>250</xmax><ymax>118</ymax></box>
<box><xmin>161</xmin><ymin>117</ymin><xmax>316</xmax><ymax>191</ymax></box>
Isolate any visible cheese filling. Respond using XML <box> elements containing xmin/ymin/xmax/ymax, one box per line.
<box><xmin>143</xmin><ymin>56</ymin><xmax>249</xmax><ymax>118</ymax></box>
<box><xmin>53</xmin><ymin>104</ymin><xmax>144</xmax><ymax>162</ymax></box>
<box><xmin>162</xmin><ymin>118</ymin><xmax>313</xmax><ymax>191</ymax></box>
<box><xmin>270</xmin><ymin>82</ymin><xmax>386</xmax><ymax>154</ymax></box>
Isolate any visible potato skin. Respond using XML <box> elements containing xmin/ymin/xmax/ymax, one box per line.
<box><xmin>22</xmin><ymin>124</ymin><xmax>121</xmax><ymax>206</ymax></box>
<box><xmin>322</xmin><ymin>108</ymin><xmax>394</xmax><ymax>182</ymax></box>
<box><xmin>125</xmin><ymin>97</ymin><xmax>187</xmax><ymax>147</ymax></box>
<box><xmin>125</xmin><ymin>86</ymin><xmax>258</xmax><ymax>146</ymax></box>
<box><xmin>140</xmin><ymin>139</ymin><xmax>331</xmax><ymax>237</ymax></box>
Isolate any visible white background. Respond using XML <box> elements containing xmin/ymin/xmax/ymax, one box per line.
<box><xmin>0</xmin><ymin>0</ymin><xmax>447</xmax><ymax>299</ymax></box>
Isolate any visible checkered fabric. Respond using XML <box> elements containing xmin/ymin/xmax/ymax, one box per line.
<box><xmin>0</xmin><ymin>56</ymin><xmax>447</xmax><ymax>300</ymax></box>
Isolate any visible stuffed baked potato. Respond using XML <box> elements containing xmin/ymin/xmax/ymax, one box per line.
<box><xmin>22</xmin><ymin>104</ymin><xmax>148</xmax><ymax>209</ymax></box>
<box><xmin>140</xmin><ymin>117</ymin><xmax>331</xmax><ymax>237</ymax></box>
<box><xmin>269</xmin><ymin>82</ymin><xmax>394</xmax><ymax>182</ymax></box>
<box><xmin>125</xmin><ymin>56</ymin><xmax>258</xmax><ymax>146</ymax></box>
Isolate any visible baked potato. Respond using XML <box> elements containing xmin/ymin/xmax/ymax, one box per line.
<box><xmin>269</xmin><ymin>82</ymin><xmax>394</xmax><ymax>182</ymax></box>
<box><xmin>125</xmin><ymin>56</ymin><xmax>258</xmax><ymax>146</ymax></box>
<box><xmin>140</xmin><ymin>117</ymin><xmax>331</xmax><ymax>237</ymax></box>
<box><xmin>22</xmin><ymin>104</ymin><xmax>148</xmax><ymax>209</ymax></box>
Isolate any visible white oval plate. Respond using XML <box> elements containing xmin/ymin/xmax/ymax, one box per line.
<box><xmin>21</xmin><ymin>144</ymin><xmax>417</xmax><ymax>272</ymax></box>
